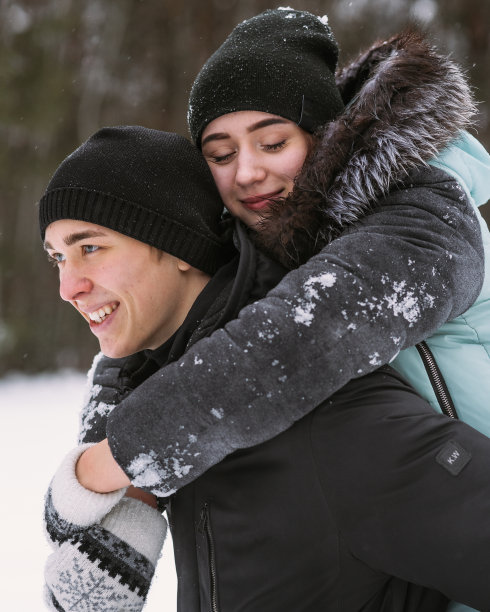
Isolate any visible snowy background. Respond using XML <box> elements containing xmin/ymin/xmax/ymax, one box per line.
<box><xmin>0</xmin><ymin>370</ymin><xmax>177</xmax><ymax>611</ymax></box>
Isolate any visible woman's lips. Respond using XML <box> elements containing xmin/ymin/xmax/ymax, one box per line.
<box><xmin>241</xmin><ymin>191</ymin><xmax>282</xmax><ymax>210</ymax></box>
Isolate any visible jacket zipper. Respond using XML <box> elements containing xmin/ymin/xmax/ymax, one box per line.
<box><xmin>198</xmin><ymin>503</ymin><xmax>219</xmax><ymax>612</ymax></box>
<box><xmin>415</xmin><ymin>341</ymin><xmax>458</xmax><ymax>420</ymax></box>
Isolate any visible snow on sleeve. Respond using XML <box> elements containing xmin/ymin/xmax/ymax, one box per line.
<box><xmin>294</xmin><ymin>272</ymin><xmax>337</xmax><ymax>326</ymax></box>
<box><xmin>381</xmin><ymin>277</ymin><xmax>435</xmax><ymax>325</ymax></box>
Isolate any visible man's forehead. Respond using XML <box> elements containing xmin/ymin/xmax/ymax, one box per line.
<box><xmin>44</xmin><ymin>219</ymin><xmax>109</xmax><ymax>249</ymax></box>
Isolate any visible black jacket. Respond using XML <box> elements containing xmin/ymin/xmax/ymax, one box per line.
<box><xmin>160</xmin><ymin>226</ymin><xmax>490</xmax><ymax>612</ymax></box>
<box><xmin>89</xmin><ymin>222</ymin><xmax>490</xmax><ymax>610</ymax></box>
<box><xmin>170</xmin><ymin>363</ymin><xmax>490</xmax><ymax>612</ymax></box>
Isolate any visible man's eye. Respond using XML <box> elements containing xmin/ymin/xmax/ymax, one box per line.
<box><xmin>47</xmin><ymin>253</ymin><xmax>64</xmax><ymax>267</ymax></box>
<box><xmin>83</xmin><ymin>245</ymin><xmax>99</xmax><ymax>254</ymax></box>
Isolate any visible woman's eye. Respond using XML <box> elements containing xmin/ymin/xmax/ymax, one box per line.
<box><xmin>209</xmin><ymin>151</ymin><xmax>235</xmax><ymax>164</ymax></box>
<box><xmin>263</xmin><ymin>140</ymin><xmax>286</xmax><ymax>152</ymax></box>
<box><xmin>215</xmin><ymin>153</ymin><xmax>232</xmax><ymax>163</ymax></box>
<box><xmin>203</xmin><ymin>147</ymin><xmax>236</xmax><ymax>164</ymax></box>
<box><xmin>83</xmin><ymin>244</ymin><xmax>99</xmax><ymax>254</ymax></box>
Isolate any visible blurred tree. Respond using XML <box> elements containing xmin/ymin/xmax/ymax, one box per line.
<box><xmin>0</xmin><ymin>0</ymin><xmax>488</xmax><ymax>374</ymax></box>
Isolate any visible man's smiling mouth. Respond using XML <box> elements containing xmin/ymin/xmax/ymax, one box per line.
<box><xmin>88</xmin><ymin>302</ymin><xmax>118</xmax><ymax>324</ymax></box>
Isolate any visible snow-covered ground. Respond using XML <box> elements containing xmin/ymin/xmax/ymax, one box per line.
<box><xmin>0</xmin><ymin>370</ymin><xmax>177</xmax><ymax>611</ymax></box>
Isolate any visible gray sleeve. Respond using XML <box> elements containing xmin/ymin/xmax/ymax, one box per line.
<box><xmin>79</xmin><ymin>352</ymin><xmax>147</xmax><ymax>444</ymax></box>
<box><xmin>107</xmin><ymin>168</ymin><xmax>484</xmax><ymax>496</ymax></box>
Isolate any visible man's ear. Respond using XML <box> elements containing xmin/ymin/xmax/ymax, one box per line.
<box><xmin>176</xmin><ymin>259</ymin><xmax>192</xmax><ymax>272</ymax></box>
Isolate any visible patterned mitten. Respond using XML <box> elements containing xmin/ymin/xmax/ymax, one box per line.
<box><xmin>44</xmin><ymin>496</ymin><xmax>167</xmax><ymax>611</ymax></box>
<box><xmin>44</xmin><ymin>444</ymin><xmax>128</xmax><ymax>547</ymax></box>
<box><xmin>43</xmin><ymin>353</ymin><xmax>167</xmax><ymax>611</ymax></box>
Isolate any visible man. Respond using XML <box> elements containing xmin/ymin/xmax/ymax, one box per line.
<box><xmin>41</xmin><ymin>125</ymin><xmax>248</xmax><ymax>610</ymax></box>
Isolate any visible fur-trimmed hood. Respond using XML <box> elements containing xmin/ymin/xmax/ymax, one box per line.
<box><xmin>256</xmin><ymin>31</ymin><xmax>477</xmax><ymax>268</ymax></box>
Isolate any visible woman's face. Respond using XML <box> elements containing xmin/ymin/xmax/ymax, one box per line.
<box><xmin>201</xmin><ymin>111</ymin><xmax>311</xmax><ymax>228</ymax></box>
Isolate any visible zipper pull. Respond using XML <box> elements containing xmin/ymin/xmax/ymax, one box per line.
<box><xmin>198</xmin><ymin>503</ymin><xmax>208</xmax><ymax>533</ymax></box>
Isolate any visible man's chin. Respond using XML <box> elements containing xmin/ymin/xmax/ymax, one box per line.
<box><xmin>100</xmin><ymin>345</ymin><xmax>134</xmax><ymax>360</ymax></box>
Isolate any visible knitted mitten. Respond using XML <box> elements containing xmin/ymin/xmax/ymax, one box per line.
<box><xmin>44</xmin><ymin>444</ymin><xmax>128</xmax><ymax>547</ymax></box>
<box><xmin>43</xmin><ymin>352</ymin><xmax>167</xmax><ymax>611</ymax></box>
<box><xmin>44</xmin><ymin>496</ymin><xmax>167</xmax><ymax>611</ymax></box>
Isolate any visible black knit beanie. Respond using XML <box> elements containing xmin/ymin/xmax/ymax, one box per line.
<box><xmin>188</xmin><ymin>7</ymin><xmax>344</xmax><ymax>146</ymax></box>
<box><xmin>39</xmin><ymin>126</ymin><xmax>228</xmax><ymax>275</ymax></box>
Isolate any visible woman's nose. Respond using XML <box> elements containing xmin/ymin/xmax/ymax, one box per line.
<box><xmin>235</xmin><ymin>151</ymin><xmax>266</xmax><ymax>187</ymax></box>
<box><xmin>58</xmin><ymin>262</ymin><xmax>93</xmax><ymax>302</ymax></box>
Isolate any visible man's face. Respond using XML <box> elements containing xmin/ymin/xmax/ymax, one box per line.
<box><xmin>44</xmin><ymin>219</ymin><xmax>200</xmax><ymax>358</ymax></box>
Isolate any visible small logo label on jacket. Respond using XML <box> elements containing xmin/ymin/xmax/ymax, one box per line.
<box><xmin>436</xmin><ymin>440</ymin><xmax>471</xmax><ymax>476</ymax></box>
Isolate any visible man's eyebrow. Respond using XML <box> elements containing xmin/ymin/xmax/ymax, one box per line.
<box><xmin>201</xmin><ymin>117</ymin><xmax>289</xmax><ymax>148</ymax></box>
<box><xmin>43</xmin><ymin>230</ymin><xmax>107</xmax><ymax>250</ymax></box>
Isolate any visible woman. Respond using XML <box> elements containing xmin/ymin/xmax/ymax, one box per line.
<box><xmin>82</xmin><ymin>6</ymin><xmax>490</xmax><ymax>502</ymax></box>
<box><xmin>50</xmin><ymin>7</ymin><xmax>490</xmax><ymax>612</ymax></box>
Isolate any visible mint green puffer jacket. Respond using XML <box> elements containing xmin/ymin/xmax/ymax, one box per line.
<box><xmin>391</xmin><ymin>131</ymin><xmax>490</xmax><ymax>612</ymax></box>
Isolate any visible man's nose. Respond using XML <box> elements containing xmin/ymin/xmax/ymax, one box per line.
<box><xmin>58</xmin><ymin>261</ymin><xmax>93</xmax><ymax>302</ymax></box>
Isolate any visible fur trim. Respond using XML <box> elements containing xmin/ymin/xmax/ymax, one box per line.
<box><xmin>255</xmin><ymin>30</ymin><xmax>477</xmax><ymax>268</ymax></box>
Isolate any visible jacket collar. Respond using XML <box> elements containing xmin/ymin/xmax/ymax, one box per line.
<box><xmin>255</xmin><ymin>30</ymin><xmax>477</xmax><ymax>268</ymax></box>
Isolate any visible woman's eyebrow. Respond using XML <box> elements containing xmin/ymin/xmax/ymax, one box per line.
<box><xmin>201</xmin><ymin>132</ymin><xmax>229</xmax><ymax>147</ymax></box>
<box><xmin>43</xmin><ymin>230</ymin><xmax>107</xmax><ymax>250</ymax></box>
<box><xmin>247</xmin><ymin>117</ymin><xmax>289</xmax><ymax>132</ymax></box>
<box><xmin>201</xmin><ymin>118</ymin><xmax>289</xmax><ymax>147</ymax></box>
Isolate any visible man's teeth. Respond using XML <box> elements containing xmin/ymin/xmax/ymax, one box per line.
<box><xmin>89</xmin><ymin>304</ymin><xmax>117</xmax><ymax>323</ymax></box>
